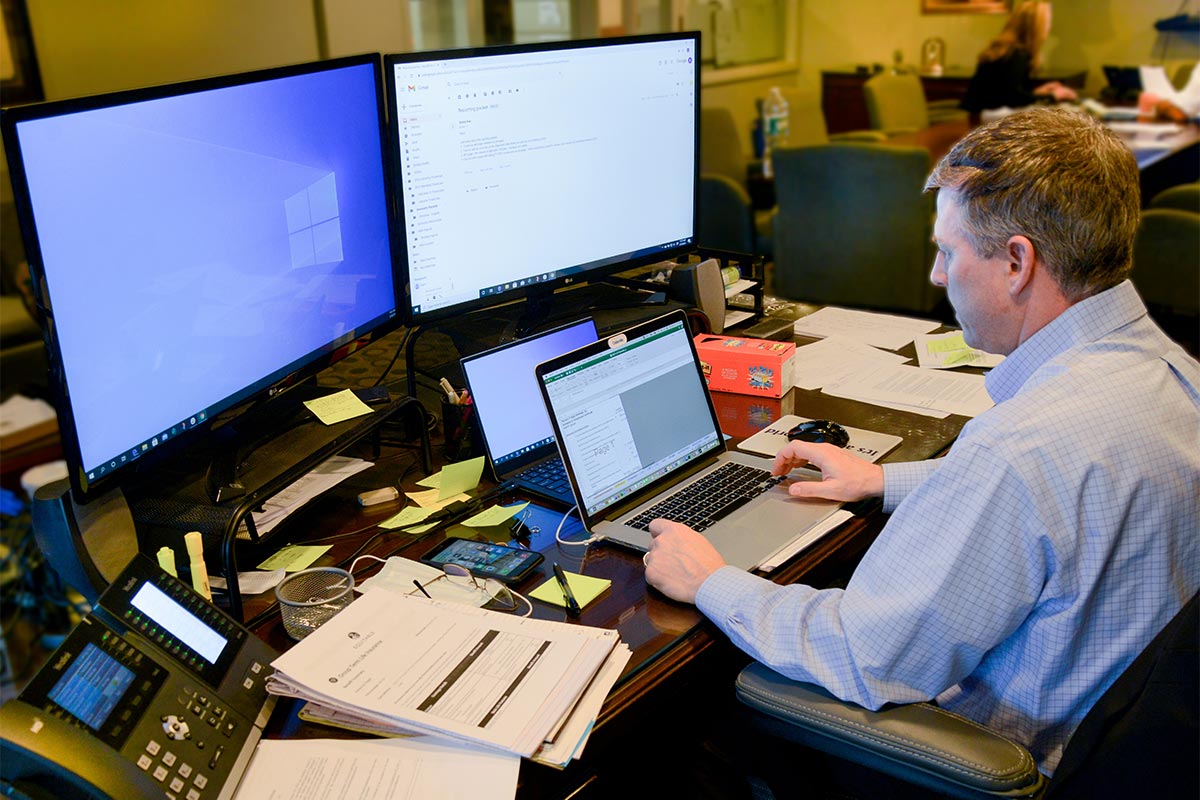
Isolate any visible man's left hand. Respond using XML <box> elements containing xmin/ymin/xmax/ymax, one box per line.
<box><xmin>644</xmin><ymin>519</ymin><xmax>727</xmax><ymax>603</ymax></box>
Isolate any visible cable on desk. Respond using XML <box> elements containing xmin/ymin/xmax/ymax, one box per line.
<box><xmin>554</xmin><ymin>505</ymin><xmax>600</xmax><ymax>548</ymax></box>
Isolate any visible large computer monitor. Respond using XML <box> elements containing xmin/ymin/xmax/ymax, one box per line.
<box><xmin>2</xmin><ymin>54</ymin><xmax>400</xmax><ymax>503</ymax></box>
<box><xmin>385</xmin><ymin>32</ymin><xmax>700</xmax><ymax>328</ymax></box>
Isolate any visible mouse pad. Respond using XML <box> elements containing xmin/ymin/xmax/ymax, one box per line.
<box><xmin>738</xmin><ymin>415</ymin><xmax>902</xmax><ymax>463</ymax></box>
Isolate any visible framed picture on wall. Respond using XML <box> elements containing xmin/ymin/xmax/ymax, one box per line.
<box><xmin>922</xmin><ymin>0</ymin><xmax>1011</xmax><ymax>14</ymax></box>
<box><xmin>1</xmin><ymin>0</ymin><xmax>44</xmax><ymax>105</ymax></box>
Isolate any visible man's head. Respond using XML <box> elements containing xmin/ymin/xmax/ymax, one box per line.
<box><xmin>924</xmin><ymin>108</ymin><xmax>1140</xmax><ymax>353</ymax></box>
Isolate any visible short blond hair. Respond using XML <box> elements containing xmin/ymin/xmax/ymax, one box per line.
<box><xmin>925</xmin><ymin>108</ymin><xmax>1140</xmax><ymax>301</ymax></box>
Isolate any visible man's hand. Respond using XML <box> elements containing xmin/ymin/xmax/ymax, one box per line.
<box><xmin>772</xmin><ymin>441</ymin><xmax>884</xmax><ymax>502</ymax></box>
<box><xmin>644</xmin><ymin>519</ymin><xmax>726</xmax><ymax>604</ymax></box>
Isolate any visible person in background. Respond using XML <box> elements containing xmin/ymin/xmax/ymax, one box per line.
<box><xmin>643</xmin><ymin>107</ymin><xmax>1199</xmax><ymax>777</ymax></box>
<box><xmin>961</xmin><ymin>0</ymin><xmax>1077</xmax><ymax>117</ymax></box>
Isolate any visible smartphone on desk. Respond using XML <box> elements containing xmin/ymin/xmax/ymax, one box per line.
<box><xmin>420</xmin><ymin>538</ymin><xmax>544</xmax><ymax>585</ymax></box>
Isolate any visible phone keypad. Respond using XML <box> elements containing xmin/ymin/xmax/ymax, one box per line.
<box><xmin>139</xmin><ymin>687</ymin><xmax>217</xmax><ymax>799</ymax></box>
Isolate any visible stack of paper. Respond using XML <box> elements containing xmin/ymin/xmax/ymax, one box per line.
<box><xmin>266</xmin><ymin>589</ymin><xmax>629</xmax><ymax>766</ymax></box>
<box><xmin>237</xmin><ymin>455</ymin><xmax>373</xmax><ymax>539</ymax></box>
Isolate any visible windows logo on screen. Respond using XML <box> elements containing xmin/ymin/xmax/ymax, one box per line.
<box><xmin>285</xmin><ymin>172</ymin><xmax>343</xmax><ymax>268</ymax></box>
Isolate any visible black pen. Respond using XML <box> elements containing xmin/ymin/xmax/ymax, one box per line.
<box><xmin>552</xmin><ymin>562</ymin><xmax>582</xmax><ymax>617</ymax></box>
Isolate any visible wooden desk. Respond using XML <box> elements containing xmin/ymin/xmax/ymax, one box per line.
<box><xmin>247</xmin><ymin>346</ymin><xmax>970</xmax><ymax>798</ymax></box>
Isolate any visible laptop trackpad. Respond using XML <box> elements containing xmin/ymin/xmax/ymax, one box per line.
<box><xmin>710</xmin><ymin>491</ymin><xmax>841</xmax><ymax>570</ymax></box>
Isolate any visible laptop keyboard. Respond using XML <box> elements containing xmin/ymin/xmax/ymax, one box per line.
<box><xmin>626</xmin><ymin>462</ymin><xmax>782</xmax><ymax>533</ymax></box>
<box><xmin>519</xmin><ymin>458</ymin><xmax>571</xmax><ymax>496</ymax></box>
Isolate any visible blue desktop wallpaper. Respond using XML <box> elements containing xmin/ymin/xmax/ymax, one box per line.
<box><xmin>16</xmin><ymin>63</ymin><xmax>395</xmax><ymax>472</ymax></box>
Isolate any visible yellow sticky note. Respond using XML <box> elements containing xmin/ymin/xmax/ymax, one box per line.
<box><xmin>926</xmin><ymin>331</ymin><xmax>968</xmax><ymax>353</ymax></box>
<box><xmin>257</xmin><ymin>544</ymin><xmax>331</xmax><ymax>572</ymax></box>
<box><xmin>530</xmin><ymin>570</ymin><xmax>611</xmax><ymax>610</ymax></box>
<box><xmin>416</xmin><ymin>472</ymin><xmax>441</xmax><ymax>489</ymax></box>
<box><xmin>408</xmin><ymin>488</ymin><xmax>470</xmax><ymax>510</ymax></box>
<box><xmin>437</xmin><ymin>456</ymin><xmax>486</xmax><ymax>499</ymax></box>
<box><xmin>379</xmin><ymin>506</ymin><xmax>435</xmax><ymax>530</ymax></box>
<box><xmin>462</xmin><ymin>502</ymin><xmax>528</xmax><ymax>528</ymax></box>
<box><xmin>303</xmin><ymin>389</ymin><xmax>373</xmax><ymax>425</ymax></box>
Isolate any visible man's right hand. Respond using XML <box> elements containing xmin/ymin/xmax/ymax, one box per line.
<box><xmin>772</xmin><ymin>441</ymin><xmax>884</xmax><ymax>502</ymax></box>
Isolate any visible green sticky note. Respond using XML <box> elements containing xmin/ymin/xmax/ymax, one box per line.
<box><xmin>462</xmin><ymin>502</ymin><xmax>528</xmax><ymax>528</ymax></box>
<box><xmin>302</xmin><ymin>389</ymin><xmax>373</xmax><ymax>425</ymax></box>
<box><xmin>257</xmin><ymin>544</ymin><xmax>331</xmax><ymax>572</ymax></box>
<box><xmin>530</xmin><ymin>570</ymin><xmax>612</xmax><ymax>610</ymax></box>
<box><xmin>416</xmin><ymin>472</ymin><xmax>441</xmax><ymax>489</ymax></box>
<box><xmin>437</xmin><ymin>456</ymin><xmax>486</xmax><ymax>499</ymax></box>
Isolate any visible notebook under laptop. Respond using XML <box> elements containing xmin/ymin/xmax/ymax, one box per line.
<box><xmin>460</xmin><ymin>318</ymin><xmax>598</xmax><ymax>507</ymax></box>
<box><xmin>535</xmin><ymin>310</ymin><xmax>843</xmax><ymax>570</ymax></box>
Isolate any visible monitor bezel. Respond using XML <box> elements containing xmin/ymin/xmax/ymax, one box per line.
<box><xmin>1</xmin><ymin>53</ymin><xmax>403</xmax><ymax>503</ymax></box>
<box><xmin>384</xmin><ymin>31</ymin><xmax>701</xmax><ymax>328</ymax></box>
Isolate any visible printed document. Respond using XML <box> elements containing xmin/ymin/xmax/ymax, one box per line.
<box><xmin>793</xmin><ymin>307</ymin><xmax>941</xmax><ymax>351</ymax></box>
<box><xmin>823</xmin><ymin>363</ymin><xmax>993</xmax><ymax>418</ymax></box>
<box><xmin>235</xmin><ymin>736</ymin><xmax>519</xmax><ymax>800</ymax></box>
<box><xmin>267</xmin><ymin>589</ymin><xmax>620</xmax><ymax>758</ymax></box>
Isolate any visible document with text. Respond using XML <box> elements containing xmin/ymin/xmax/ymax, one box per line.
<box><xmin>235</xmin><ymin>736</ymin><xmax>520</xmax><ymax>800</ymax></box>
<box><xmin>267</xmin><ymin>589</ymin><xmax>620</xmax><ymax>758</ymax></box>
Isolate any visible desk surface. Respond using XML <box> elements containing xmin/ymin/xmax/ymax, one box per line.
<box><xmin>245</xmin><ymin>329</ymin><xmax>972</xmax><ymax>798</ymax></box>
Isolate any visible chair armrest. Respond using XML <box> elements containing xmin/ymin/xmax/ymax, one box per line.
<box><xmin>735</xmin><ymin>662</ymin><xmax>1047</xmax><ymax>799</ymax></box>
<box><xmin>829</xmin><ymin>130</ymin><xmax>889</xmax><ymax>143</ymax></box>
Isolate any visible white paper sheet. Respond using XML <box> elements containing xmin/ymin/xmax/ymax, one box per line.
<box><xmin>234</xmin><ymin>737</ymin><xmax>520</xmax><ymax>800</ymax></box>
<box><xmin>793</xmin><ymin>307</ymin><xmax>941</xmax><ymax>351</ymax></box>
<box><xmin>824</xmin><ymin>363</ymin><xmax>993</xmax><ymax>418</ymax></box>
<box><xmin>792</xmin><ymin>336</ymin><xmax>910</xmax><ymax>390</ymax></box>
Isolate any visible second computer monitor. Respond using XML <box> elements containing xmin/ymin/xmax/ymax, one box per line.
<box><xmin>386</xmin><ymin>32</ymin><xmax>700</xmax><ymax>326</ymax></box>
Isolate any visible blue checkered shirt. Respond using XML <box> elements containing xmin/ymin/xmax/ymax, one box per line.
<box><xmin>697</xmin><ymin>281</ymin><xmax>1200</xmax><ymax>774</ymax></box>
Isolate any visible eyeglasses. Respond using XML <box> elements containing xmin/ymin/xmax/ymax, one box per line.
<box><xmin>410</xmin><ymin>564</ymin><xmax>519</xmax><ymax>613</ymax></box>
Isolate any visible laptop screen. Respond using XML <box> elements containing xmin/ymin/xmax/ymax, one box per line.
<box><xmin>461</xmin><ymin>318</ymin><xmax>597</xmax><ymax>471</ymax></box>
<box><xmin>539</xmin><ymin>314</ymin><xmax>722</xmax><ymax>517</ymax></box>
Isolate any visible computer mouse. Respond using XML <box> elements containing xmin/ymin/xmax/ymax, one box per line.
<box><xmin>786</xmin><ymin>420</ymin><xmax>851</xmax><ymax>448</ymax></box>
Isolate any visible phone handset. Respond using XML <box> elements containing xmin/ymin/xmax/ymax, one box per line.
<box><xmin>0</xmin><ymin>699</ymin><xmax>160</xmax><ymax>800</ymax></box>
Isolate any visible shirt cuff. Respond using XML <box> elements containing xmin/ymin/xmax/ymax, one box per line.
<box><xmin>696</xmin><ymin>565</ymin><xmax>771</xmax><ymax>621</ymax></box>
<box><xmin>882</xmin><ymin>460</ymin><xmax>941</xmax><ymax>513</ymax></box>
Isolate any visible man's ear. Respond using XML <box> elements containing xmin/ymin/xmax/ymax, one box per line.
<box><xmin>1005</xmin><ymin>235</ymin><xmax>1037</xmax><ymax>296</ymax></box>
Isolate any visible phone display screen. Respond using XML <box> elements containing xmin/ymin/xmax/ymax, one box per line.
<box><xmin>423</xmin><ymin>539</ymin><xmax>542</xmax><ymax>580</ymax></box>
<box><xmin>48</xmin><ymin>643</ymin><xmax>135</xmax><ymax>731</ymax></box>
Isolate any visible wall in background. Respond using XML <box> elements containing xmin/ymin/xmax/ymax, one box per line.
<box><xmin>798</xmin><ymin>0</ymin><xmax>1198</xmax><ymax>98</ymax></box>
<box><xmin>3</xmin><ymin>1</ymin><xmax>1197</xmax><ymax>197</ymax></box>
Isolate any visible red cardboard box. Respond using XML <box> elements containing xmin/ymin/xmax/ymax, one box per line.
<box><xmin>694</xmin><ymin>334</ymin><xmax>795</xmax><ymax>399</ymax></box>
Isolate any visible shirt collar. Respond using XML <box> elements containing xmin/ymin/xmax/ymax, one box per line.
<box><xmin>984</xmin><ymin>280</ymin><xmax>1147</xmax><ymax>403</ymax></box>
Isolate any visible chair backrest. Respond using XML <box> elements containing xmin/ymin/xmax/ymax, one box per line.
<box><xmin>863</xmin><ymin>73</ymin><xmax>930</xmax><ymax>134</ymax></box>
<box><xmin>780</xmin><ymin>87</ymin><xmax>832</xmax><ymax>147</ymax></box>
<box><xmin>770</xmin><ymin>142</ymin><xmax>940</xmax><ymax>314</ymax></box>
<box><xmin>700</xmin><ymin>107</ymin><xmax>748</xmax><ymax>187</ymax></box>
<box><xmin>1148</xmin><ymin>182</ymin><xmax>1200</xmax><ymax>214</ymax></box>
<box><xmin>1045</xmin><ymin>592</ymin><xmax>1198</xmax><ymax>799</ymax></box>
<box><xmin>697</xmin><ymin>173</ymin><xmax>755</xmax><ymax>256</ymax></box>
<box><xmin>1132</xmin><ymin>208</ymin><xmax>1200</xmax><ymax>315</ymax></box>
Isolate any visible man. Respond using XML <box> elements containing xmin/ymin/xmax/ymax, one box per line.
<box><xmin>644</xmin><ymin>107</ymin><xmax>1199</xmax><ymax>775</ymax></box>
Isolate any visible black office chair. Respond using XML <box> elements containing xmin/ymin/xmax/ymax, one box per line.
<box><xmin>733</xmin><ymin>592</ymin><xmax>1199</xmax><ymax>800</ymax></box>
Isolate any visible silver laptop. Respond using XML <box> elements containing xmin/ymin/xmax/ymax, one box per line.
<box><xmin>535</xmin><ymin>310</ymin><xmax>842</xmax><ymax>570</ymax></box>
<box><xmin>461</xmin><ymin>318</ymin><xmax>598</xmax><ymax>507</ymax></box>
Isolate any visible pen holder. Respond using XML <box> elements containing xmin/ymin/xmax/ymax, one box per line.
<box><xmin>441</xmin><ymin>396</ymin><xmax>484</xmax><ymax>461</ymax></box>
<box><xmin>275</xmin><ymin>567</ymin><xmax>355</xmax><ymax>640</ymax></box>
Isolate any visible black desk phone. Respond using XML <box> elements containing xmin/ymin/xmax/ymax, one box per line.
<box><xmin>1</xmin><ymin>553</ymin><xmax>279</xmax><ymax>800</ymax></box>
